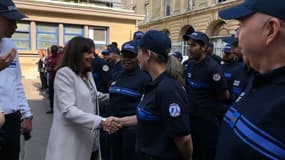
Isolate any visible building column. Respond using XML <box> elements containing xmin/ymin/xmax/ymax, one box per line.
<box><xmin>58</xmin><ymin>24</ymin><xmax>64</xmax><ymax>46</ymax></box>
<box><xmin>84</xmin><ymin>25</ymin><xmax>89</xmax><ymax>38</ymax></box>
<box><xmin>30</xmin><ymin>21</ymin><xmax>36</xmax><ymax>51</ymax></box>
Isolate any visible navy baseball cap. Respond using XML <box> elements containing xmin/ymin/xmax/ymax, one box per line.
<box><xmin>219</xmin><ymin>0</ymin><xmax>285</xmax><ymax>20</ymax></box>
<box><xmin>138</xmin><ymin>30</ymin><xmax>171</xmax><ymax>57</ymax></box>
<box><xmin>222</xmin><ymin>34</ymin><xmax>238</xmax><ymax>44</ymax></box>
<box><xmin>171</xmin><ymin>51</ymin><xmax>183</xmax><ymax>59</ymax></box>
<box><xmin>183</xmin><ymin>31</ymin><xmax>209</xmax><ymax>46</ymax></box>
<box><xmin>223</xmin><ymin>44</ymin><xmax>232</xmax><ymax>54</ymax></box>
<box><xmin>101</xmin><ymin>49</ymin><xmax>109</xmax><ymax>55</ymax></box>
<box><xmin>133</xmin><ymin>31</ymin><xmax>144</xmax><ymax>40</ymax></box>
<box><xmin>0</xmin><ymin>0</ymin><xmax>27</xmax><ymax>20</ymax></box>
<box><xmin>121</xmin><ymin>40</ymin><xmax>139</xmax><ymax>55</ymax></box>
<box><xmin>107</xmin><ymin>47</ymin><xmax>120</xmax><ymax>55</ymax></box>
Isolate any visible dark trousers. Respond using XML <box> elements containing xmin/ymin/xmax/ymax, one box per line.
<box><xmin>48</xmin><ymin>79</ymin><xmax>54</xmax><ymax>111</ymax></box>
<box><xmin>191</xmin><ymin>115</ymin><xmax>219</xmax><ymax>160</ymax></box>
<box><xmin>39</xmin><ymin>71</ymin><xmax>47</xmax><ymax>89</ymax></box>
<box><xmin>0</xmin><ymin>111</ymin><xmax>21</xmax><ymax>160</ymax></box>
<box><xmin>111</xmin><ymin>126</ymin><xmax>136</xmax><ymax>160</ymax></box>
<box><xmin>137</xmin><ymin>152</ymin><xmax>162</xmax><ymax>160</ymax></box>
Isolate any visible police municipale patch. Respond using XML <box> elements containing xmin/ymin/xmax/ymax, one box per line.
<box><xmin>102</xmin><ymin>65</ymin><xmax>109</xmax><ymax>72</ymax></box>
<box><xmin>213</xmin><ymin>73</ymin><xmax>221</xmax><ymax>81</ymax></box>
<box><xmin>169</xmin><ymin>103</ymin><xmax>181</xmax><ymax>117</ymax></box>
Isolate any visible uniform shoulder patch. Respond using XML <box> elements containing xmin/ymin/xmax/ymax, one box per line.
<box><xmin>102</xmin><ymin>65</ymin><xmax>110</xmax><ymax>72</ymax></box>
<box><xmin>169</xmin><ymin>103</ymin><xmax>181</xmax><ymax>117</ymax></box>
<box><xmin>212</xmin><ymin>73</ymin><xmax>221</xmax><ymax>82</ymax></box>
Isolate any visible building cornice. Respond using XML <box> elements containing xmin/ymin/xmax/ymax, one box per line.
<box><xmin>139</xmin><ymin>0</ymin><xmax>241</xmax><ymax>27</ymax></box>
<box><xmin>15</xmin><ymin>0</ymin><xmax>144</xmax><ymax>21</ymax></box>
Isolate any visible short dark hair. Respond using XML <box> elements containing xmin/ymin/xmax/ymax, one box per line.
<box><xmin>58</xmin><ymin>37</ymin><xmax>95</xmax><ymax>74</ymax></box>
<box><xmin>50</xmin><ymin>45</ymin><xmax>58</xmax><ymax>56</ymax></box>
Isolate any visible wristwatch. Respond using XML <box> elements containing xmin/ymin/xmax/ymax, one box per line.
<box><xmin>100</xmin><ymin>117</ymin><xmax>106</xmax><ymax>128</ymax></box>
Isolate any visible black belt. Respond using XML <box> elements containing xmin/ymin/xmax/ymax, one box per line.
<box><xmin>5</xmin><ymin>111</ymin><xmax>21</xmax><ymax>119</ymax></box>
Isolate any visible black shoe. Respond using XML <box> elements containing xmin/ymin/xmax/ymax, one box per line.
<box><xmin>46</xmin><ymin>110</ymin><xmax>53</xmax><ymax>114</ymax></box>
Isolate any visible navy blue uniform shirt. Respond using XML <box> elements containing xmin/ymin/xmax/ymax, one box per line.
<box><xmin>210</xmin><ymin>54</ymin><xmax>222</xmax><ymax>65</ymax></box>
<box><xmin>91</xmin><ymin>56</ymin><xmax>112</xmax><ymax>93</ymax></box>
<box><xmin>109</xmin><ymin>67</ymin><xmax>150</xmax><ymax>117</ymax></box>
<box><xmin>216</xmin><ymin>66</ymin><xmax>285</xmax><ymax>160</ymax></box>
<box><xmin>230</xmin><ymin>62</ymin><xmax>252</xmax><ymax>100</ymax></box>
<box><xmin>111</xmin><ymin>60</ymin><xmax>123</xmax><ymax>80</ymax></box>
<box><xmin>221</xmin><ymin>61</ymin><xmax>243</xmax><ymax>99</ymax></box>
<box><xmin>136</xmin><ymin>72</ymin><xmax>191</xmax><ymax>160</ymax></box>
<box><xmin>184</xmin><ymin>56</ymin><xmax>228</xmax><ymax>115</ymax></box>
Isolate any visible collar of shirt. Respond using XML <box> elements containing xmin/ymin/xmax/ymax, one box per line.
<box><xmin>146</xmin><ymin>71</ymin><xmax>168</xmax><ymax>89</ymax></box>
<box><xmin>254</xmin><ymin>66</ymin><xmax>285</xmax><ymax>87</ymax></box>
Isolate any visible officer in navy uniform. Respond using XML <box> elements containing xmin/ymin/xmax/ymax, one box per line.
<box><xmin>183</xmin><ymin>31</ymin><xmax>230</xmax><ymax>160</ymax></box>
<box><xmin>106</xmin><ymin>46</ymin><xmax>123</xmax><ymax>80</ymax></box>
<box><xmin>136</xmin><ymin>30</ymin><xmax>192</xmax><ymax>160</ymax></box>
<box><xmin>216</xmin><ymin>0</ymin><xmax>285</xmax><ymax>159</ymax></box>
<box><xmin>91</xmin><ymin>50</ymin><xmax>112</xmax><ymax>93</ymax></box>
<box><xmin>221</xmin><ymin>44</ymin><xmax>239</xmax><ymax>97</ymax></box>
<box><xmin>91</xmin><ymin>49</ymin><xmax>112</xmax><ymax>160</ymax></box>
<box><xmin>109</xmin><ymin>40</ymin><xmax>150</xmax><ymax>160</ymax></box>
<box><xmin>207</xmin><ymin>42</ymin><xmax>222</xmax><ymax>65</ymax></box>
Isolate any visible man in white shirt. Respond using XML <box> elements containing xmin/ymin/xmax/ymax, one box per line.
<box><xmin>0</xmin><ymin>0</ymin><xmax>33</xmax><ymax>159</ymax></box>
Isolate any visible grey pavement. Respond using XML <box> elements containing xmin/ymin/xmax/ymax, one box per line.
<box><xmin>22</xmin><ymin>79</ymin><xmax>53</xmax><ymax>160</ymax></box>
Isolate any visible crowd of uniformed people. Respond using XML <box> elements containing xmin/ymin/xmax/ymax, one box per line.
<box><xmin>1</xmin><ymin>0</ymin><xmax>285</xmax><ymax>160</ymax></box>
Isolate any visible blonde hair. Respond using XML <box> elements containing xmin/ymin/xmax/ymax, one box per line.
<box><xmin>166</xmin><ymin>56</ymin><xmax>185</xmax><ymax>86</ymax></box>
<box><xmin>141</xmin><ymin>47</ymin><xmax>185</xmax><ymax>86</ymax></box>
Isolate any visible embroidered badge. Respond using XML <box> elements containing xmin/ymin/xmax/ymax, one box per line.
<box><xmin>111</xmin><ymin>81</ymin><xmax>116</xmax><ymax>86</ymax></box>
<box><xmin>102</xmin><ymin>65</ymin><xmax>109</xmax><ymax>72</ymax></box>
<box><xmin>213</xmin><ymin>73</ymin><xmax>221</xmax><ymax>82</ymax></box>
<box><xmin>169</xmin><ymin>103</ymin><xmax>181</xmax><ymax>117</ymax></box>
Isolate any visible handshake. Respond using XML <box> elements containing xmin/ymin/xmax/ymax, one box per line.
<box><xmin>100</xmin><ymin>116</ymin><xmax>124</xmax><ymax>134</ymax></box>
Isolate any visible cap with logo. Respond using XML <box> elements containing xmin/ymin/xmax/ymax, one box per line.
<box><xmin>133</xmin><ymin>31</ymin><xmax>144</xmax><ymax>40</ymax></box>
<box><xmin>219</xmin><ymin>0</ymin><xmax>285</xmax><ymax>20</ymax></box>
<box><xmin>121</xmin><ymin>40</ymin><xmax>139</xmax><ymax>55</ymax></box>
<box><xmin>183</xmin><ymin>31</ymin><xmax>209</xmax><ymax>46</ymax></box>
<box><xmin>0</xmin><ymin>0</ymin><xmax>27</xmax><ymax>20</ymax></box>
<box><xmin>223</xmin><ymin>44</ymin><xmax>232</xmax><ymax>54</ymax></box>
<box><xmin>138</xmin><ymin>30</ymin><xmax>171</xmax><ymax>58</ymax></box>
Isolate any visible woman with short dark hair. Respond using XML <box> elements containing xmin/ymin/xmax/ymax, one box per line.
<box><xmin>45</xmin><ymin>37</ymin><xmax>119</xmax><ymax>160</ymax></box>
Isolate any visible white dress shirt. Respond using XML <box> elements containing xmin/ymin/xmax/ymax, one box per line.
<box><xmin>0</xmin><ymin>38</ymin><xmax>32</xmax><ymax>119</ymax></box>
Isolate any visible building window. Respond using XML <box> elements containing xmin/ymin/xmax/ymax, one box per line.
<box><xmin>165</xmin><ymin>0</ymin><xmax>171</xmax><ymax>16</ymax></box>
<box><xmin>64</xmin><ymin>25</ymin><xmax>84</xmax><ymax>45</ymax></box>
<box><xmin>36</xmin><ymin>24</ymin><xmax>58</xmax><ymax>49</ymax></box>
<box><xmin>174</xmin><ymin>0</ymin><xmax>180</xmax><ymax>14</ymax></box>
<box><xmin>188</xmin><ymin>0</ymin><xmax>194</xmax><ymax>10</ymax></box>
<box><xmin>12</xmin><ymin>22</ymin><xmax>30</xmax><ymax>50</ymax></box>
<box><xmin>145</xmin><ymin>3</ymin><xmax>150</xmax><ymax>21</ymax></box>
<box><xmin>199</xmin><ymin>0</ymin><xmax>207</xmax><ymax>7</ymax></box>
<box><xmin>217</xmin><ymin>0</ymin><xmax>228</xmax><ymax>3</ymax></box>
<box><xmin>88</xmin><ymin>27</ymin><xmax>108</xmax><ymax>51</ymax></box>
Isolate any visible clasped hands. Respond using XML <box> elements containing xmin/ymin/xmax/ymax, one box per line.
<box><xmin>0</xmin><ymin>48</ymin><xmax>17</xmax><ymax>71</ymax></box>
<box><xmin>101</xmin><ymin>116</ymin><xmax>123</xmax><ymax>134</ymax></box>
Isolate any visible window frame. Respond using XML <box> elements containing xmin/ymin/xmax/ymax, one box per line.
<box><xmin>36</xmin><ymin>23</ymin><xmax>58</xmax><ymax>49</ymax></box>
<box><xmin>12</xmin><ymin>22</ymin><xmax>31</xmax><ymax>50</ymax></box>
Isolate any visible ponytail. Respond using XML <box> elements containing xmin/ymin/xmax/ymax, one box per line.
<box><xmin>166</xmin><ymin>56</ymin><xmax>185</xmax><ymax>86</ymax></box>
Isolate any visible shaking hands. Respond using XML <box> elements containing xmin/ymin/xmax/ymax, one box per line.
<box><xmin>101</xmin><ymin>116</ymin><xmax>123</xmax><ymax>134</ymax></box>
